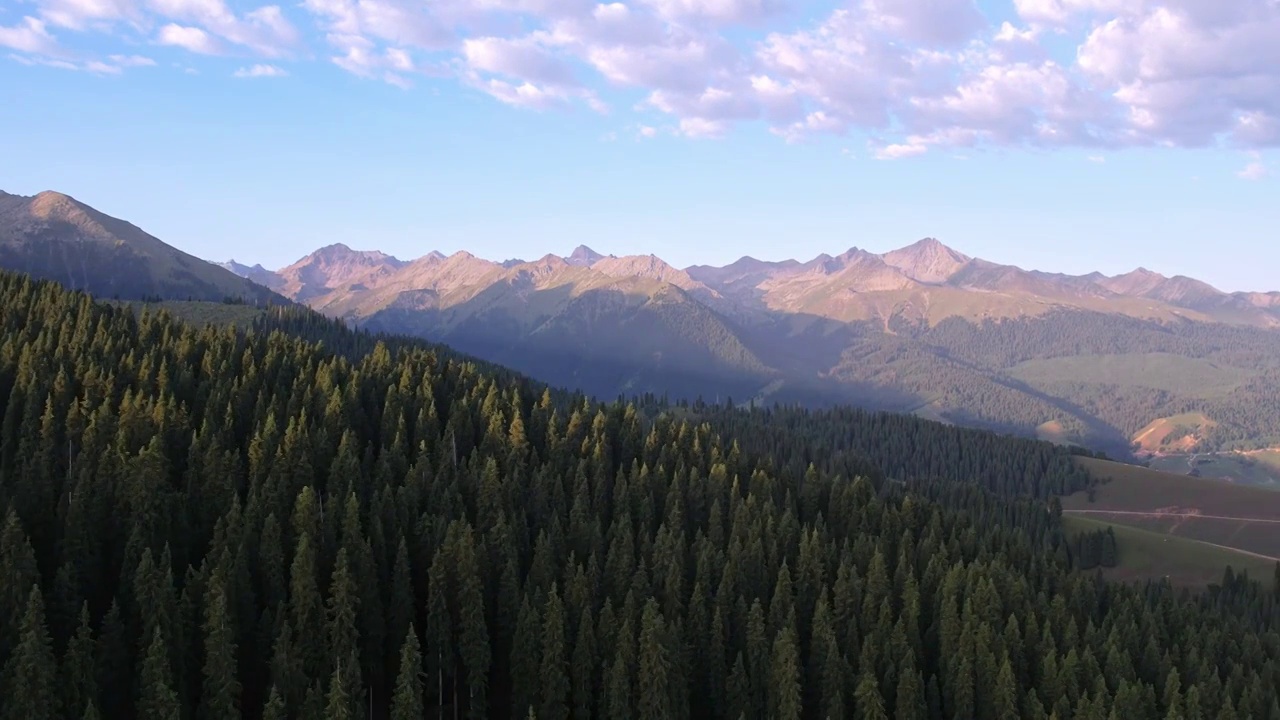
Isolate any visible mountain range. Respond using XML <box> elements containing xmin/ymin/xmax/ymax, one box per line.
<box><xmin>228</xmin><ymin>238</ymin><xmax>1280</xmax><ymax>329</ymax></box>
<box><xmin>213</xmin><ymin>235</ymin><xmax>1280</xmax><ymax>455</ymax></box>
<box><xmin>3</xmin><ymin>188</ymin><xmax>1279</xmax><ymax>456</ymax></box>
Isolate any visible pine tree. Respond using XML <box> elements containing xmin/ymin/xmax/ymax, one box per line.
<box><xmin>854</xmin><ymin>667</ymin><xmax>888</xmax><ymax>720</ymax></box>
<box><xmin>894</xmin><ymin>664</ymin><xmax>925</xmax><ymax>720</ymax></box>
<box><xmin>637</xmin><ymin>599</ymin><xmax>671</xmax><ymax>720</ymax></box>
<box><xmin>426</xmin><ymin>546</ymin><xmax>453</xmax><ymax>717</ymax></box>
<box><xmin>2</xmin><ymin>585</ymin><xmax>58</xmax><ymax>720</ymax></box>
<box><xmin>138</xmin><ymin>628</ymin><xmax>181</xmax><ymax>720</ymax></box>
<box><xmin>63</xmin><ymin>603</ymin><xmax>99</xmax><ymax>720</ymax></box>
<box><xmin>540</xmin><ymin>586</ymin><xmax>570</xmax><ymax>720</ymax></box>
<box><xmin>571</xmin><ymin>604</ymin><xmax>597</xmax><ymax>720</ymax></box>
<box><xmin>993</xmin><ymin>657</ymin><xmax>1020</xmax><ymax>720</ymax></box>
<box><xmin>326</xmin><ymin>660</ymin><xmax>355</xmax><ymax>720</ymax></box>
<box><xmin>770</xmin><ymin>613</ymin><xmax>803</xmax><ymax>720</ymax></box>
<box><xmin>511</xmin><ymin>594</ymin><xmax>542</xmax><ymax>720</ymax></box>
<box><xmin>392</xmin><ymin>625</ymin><xmax>424</xmax><ymax>720</ymax></box>
<box><xmin>455</xmin><ymin>525</ymin><xmax>491</xmax><ymax>719</ymax></box>
<box><xmin>94</xmin><ymin>599</ymin><xmax>130</xmax><ymax>718</ymax></box>
<box><xmin>200</xmin><ymin>562</ymin><xmax>240</xmax><ymax>720</ymax></box>
<box><xmin>261</xmin><ymin>685</ymin><xmax>287</xmax><ymax>720</ymax></box>
<box><xmin>327</xmin><ymin>550</ymin><xmax>362</xmax><ymax>719</ymax></box>
<box><xmin>726</xmin><ymin>653</ymin><xmax>750</xmax><ymax>720</ymax></box>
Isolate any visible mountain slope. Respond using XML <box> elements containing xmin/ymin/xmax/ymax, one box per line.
<box><xmin>8</xmin><ymin>190</ymin><xmax>1274</xmax><ymax>456</ymax></box>
<box><xmin>240</xmin><ymin>236</ymin><xmax>1280</xmax><ymax>455</ymax></box>
<box><xmin>0</xmin><ymin>189</ymin><xmax>281</xmax><ymax>303</ymax></box>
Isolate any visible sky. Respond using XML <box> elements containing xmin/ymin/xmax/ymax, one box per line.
<box><xmin>1</xmin><ymin>0</ymin><xmax>1278</xmax><ymax>292</ymax></box>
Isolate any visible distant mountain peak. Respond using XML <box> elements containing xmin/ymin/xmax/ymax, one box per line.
<box><xmin>307</xmin><ymin>243</ymin><xmax>401</xmax><ymax>264</ymax></box>
<box><xmin>218</xmin><ymin>260</ymin><xmax>270</xmax><ymax>278</ymax></box>
<box><xmin>1128</xmin><ymin>267</ymin><xmax>1165</xmax><ymax>279</ymax></box>
<box><xmin>882</xmin><ymin>237</ymin><xmax>971</xmax><ymax>284</ymax></box>
<box><xmin>566</xmin><ymin>245</ymin><xmax>607</xmax><ymax>267</ymax></box>
<box><xmin>1099</xmin><ymin>267</ymin><xmax>1172</xmax><ymax>297</ymax></box>
<box><xmin>28</xmin><ymin>190</ymin><xmax>95</xmax><ymax>224</ymax></box>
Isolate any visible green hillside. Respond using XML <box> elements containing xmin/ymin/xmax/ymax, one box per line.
<box><xmin>1063</xmin><ymin>515</ymin><xmax>1276</xmax><ymax>589</ymax></box>
<box><xmin>1065</xmin><ymin>456</ymin><xmax>1280</xmax><ymax>563</ymax></box>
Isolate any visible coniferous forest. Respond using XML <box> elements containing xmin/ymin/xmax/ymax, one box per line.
<box><xmin>1</xmin><ymin>270</ymin><xmax>1278</xmax><ymax>720</ymax></box>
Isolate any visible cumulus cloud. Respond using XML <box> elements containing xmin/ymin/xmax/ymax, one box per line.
<box><xmin>464</xmin><ymin>35</ymin><xmax>576</xmax><ymax>86</ymax></box>
<box><xmin>157</xmin><ymin>23</ymin><xmax>222</xmax><ymax>54</ymax></box>
<box><xmin>639</xmin><ymin>0</ymin><xmax>784</xmax><ymax>24</ymax></box>
<box><xmin>37</xmin><ymin>0</ymin><xmax>138</xmax><ymax>30</ymax></box>
<box><xmin>148</xmin><ymin>0</ymin><xmax>299</xmax><ymax>56</ymax></box>
<box><xmin>0</xmin><ymin>17</ymin><xmax>61</xmax><ymax>55</ymax></box>
<box><xmin>7</xmin><ymin>0</ymin><xmax>1280</xmax><ymax>157</ymax></box>
<box><xmin>874</xmin><ymin>141</ymin><xmax>928</xmax><ymax>159</ymax></box>
<box><xmin>1075</xmin><ymin>1</ymin><xmax>1280</xmax><ymax>147</ymax></box>
<box><xmin>109</xmin><ymin>53</ymin><xmax>156</xmax><ymax>66</ymax></box>
<box><xmin>234</xmin><ymin>63</ymin><xmax>287</xmax><ymax>77</ymax></box>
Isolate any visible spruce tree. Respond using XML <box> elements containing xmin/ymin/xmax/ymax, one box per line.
<box><xmin>540</xmin><ymin>586</ymin><xmax>570</xmax><ymax>720</ymax></box>
<box><xmin>2</xmin><ymin>585</ymin><xmax>58</xmax><ymax>720</ymax></box>
<box><xmin>261</xmin><ymin>685</ymin><xmax>287</xmax><ymax>720</ymax></box>
<box><xmin>637</xmin><ymin>599</ymin><xmax>671</xmax><ymax>720</ymax></box>
<box><xmin>200</xmin><ymin>562</ymin><xmax>240</xmax><ymax>720</ymax></box>
<box><xmin>63</xmin><ymin>603</ymin><xmax>99</xmax><ymax>720</ymax></box>
<box><xmin>769</xmin><ymin>614</ymin><xmax>803</xmax><ymax>720</ymax></box>
<box><xmin>391</xmin><ymin>625</ymin><xmax>424</xmax><ymax>720</ymax></box>
<box><xmin>138</xmin><ymin>628</ymin><xmax>181</xmax><ymax>720</ymax></box>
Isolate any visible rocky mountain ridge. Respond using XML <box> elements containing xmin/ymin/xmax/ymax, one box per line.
<box><xmin>227</xmin><ymin>237</ymin><xmax>1280</xmax><ymax>329</ymax></box>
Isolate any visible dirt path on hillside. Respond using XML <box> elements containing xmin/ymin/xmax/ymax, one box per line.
<box><xmin>1065</xmin><ymin>510</ymin><xmax>1280</xmax><ymax>523</ymax></box>
<box><xmin>1063</xmin><ymin>510</ymin><xmax>1280</xmax><ymax>562</ymax></box>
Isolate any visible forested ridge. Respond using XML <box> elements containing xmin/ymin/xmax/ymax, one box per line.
<box><xmin>0</xmin><ymin>271</ymin><xmax>1278</xmax><ymax>720</ymax></box>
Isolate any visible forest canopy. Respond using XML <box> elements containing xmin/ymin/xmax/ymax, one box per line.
<box><xmin>0</xmin><ymin>271</ymin><xmax>1277</xmax><ymax>720</ymax></box>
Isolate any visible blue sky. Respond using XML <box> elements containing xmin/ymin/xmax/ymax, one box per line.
<box><xmin>2</xmin><ymin>0</ymin><xmax>1278</xmax><ymax>291</ymax></box>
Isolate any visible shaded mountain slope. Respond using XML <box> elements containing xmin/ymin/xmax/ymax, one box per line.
<box><xmin>0</xmin><ymin>190</ymin><xmax>281</xmax><ymax>303</ymax></box>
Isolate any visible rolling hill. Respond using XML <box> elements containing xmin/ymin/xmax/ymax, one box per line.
<box><xmin>0</xmin><ymin>190</ymin><xmax>283</xmax><ymax>304</ymax></box>
<box><xmin>1062</xmin><ymin>456</ymin><xmax>1280</xmax><ymax>589</ymax></box>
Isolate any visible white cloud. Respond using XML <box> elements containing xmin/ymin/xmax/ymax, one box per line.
<box><xmin>157</xmin><ymin>23</ymin><xmax>222</xmax><ymax>54</ymax></box>
<box><xmin>476</xmin><ymin>78</ymin><xmax>571</xmax><ymax>108</ymax></box>
<box><xmin>874</xmin><ymin>141</ymin><xmax>928</xmax><ymax>159</ymax></box>
<box><xmin>303</xmin><ymin>0</ymin><xmax>451</xmax><ymax>53</ymax></box>
<box><xmin>0</xmin><ymin>17</ymin><xmax>60</xmax><ymax>55</ymax></box>
<box><xmin>5</xmin><ymin>0</ymin><xmax>1280</xmax><ymax>157</ymax></box>
<box><xmin>37</xmin><ymin>0</ymin><xmax>138</xmax><ymax>30</ymax></box>
<box><xmin>1012</xmin><ymin>0</ymin><xmax>1137</xmax><ymax>25</ymax></box>
<box><xmin>638</xmin><ymin>124</ymin><xmax>658</xmax><ymax>137</ymax></box>
<box><xmin>148</xmin><ymin>0</ymin><xmax>299</xmax><ymax>56</ymax></box>
<box><xmin>639</xmin><ymin>0</ymin><xmax>783</xmax><ymax>24</ymax></box>
<box><xmin>678</xmin><ymin>116</ymin><xmax>727</xmax><ymax>138</ymax></box>
<box><xmin>1075</xmin><ymin>1</ymin><xmax>1280</xmax><ymax>147</ymax></box>
<box><xmin>1088</xmin><ymin>154</ymin><xmax>1105</xmax><ymax>162</ymax></box>
<box><xmin>234</xmin><ymin>63</ymin><xmax>287</xmax><ymax>77</ymax></box>
<box><xmin>1238</xmin><ymin>152</ymin><xmax>1268</xmax><ymax>180</ymax></box>
<box><xmin>108</xmin><ymin>53</ymin><xmax>156</xmax><ymax>66</ymax></box>
<box><xmin>464</xmin><ymin>35</ymin><xmax>576</xmax><ymax>86</ymax></box>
